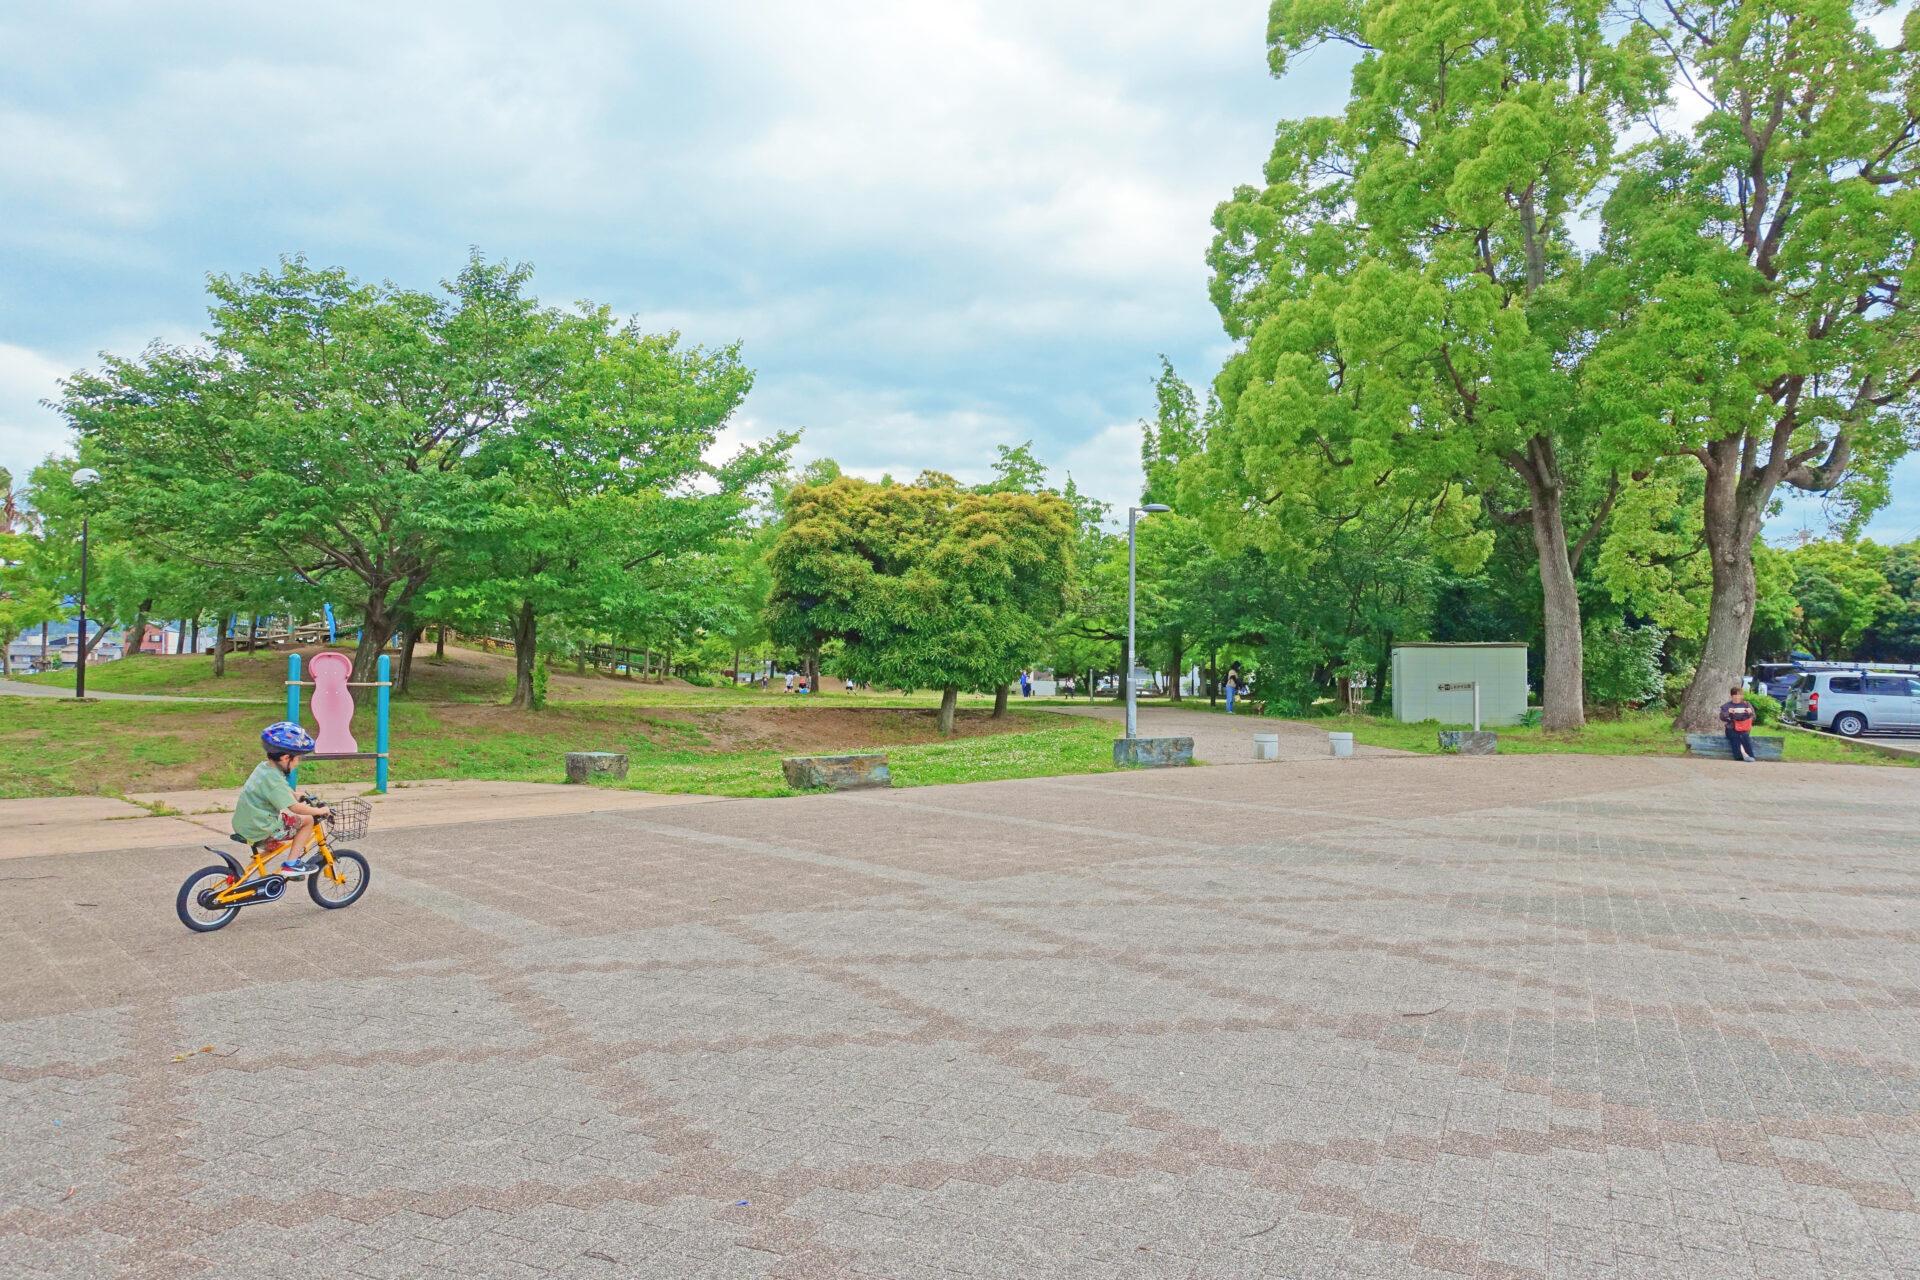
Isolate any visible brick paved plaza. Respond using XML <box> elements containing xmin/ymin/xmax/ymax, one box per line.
<box><xmin>4</xmin><ymin>752</ymin><xmax>1920</xmax><ymax>1278</ymax></box>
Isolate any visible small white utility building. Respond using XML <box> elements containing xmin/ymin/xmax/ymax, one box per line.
<box><xmin>1390</xmin><ymin>642</ymin><xmax>1530</xmax><ymax>726</ymax></box>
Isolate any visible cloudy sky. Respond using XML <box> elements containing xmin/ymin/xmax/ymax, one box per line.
<box><xmin>1</xmin><ymin>0</ymin><xmax>1912</xmax><ymax>542</ymax></box>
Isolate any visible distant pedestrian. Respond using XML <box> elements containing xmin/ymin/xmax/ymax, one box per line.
<box><xmin>1719</xmin><ymin>685</ymin><xmax>1757</xmax><ymax>761</ymax></box>
<box><xmin>784</xmin><ymin>672</ymin><xmax>794</xmax><ymax>693</ymax></box>
<box><xmin>1020</xmin><ymin>671</ymin><xmax>1031</xmax><ymax>697</ymax></box>
<box><xmin>1225</xmin><ymin>663</ymin><xmax>1243</xmax><ymax>715</ymax></box>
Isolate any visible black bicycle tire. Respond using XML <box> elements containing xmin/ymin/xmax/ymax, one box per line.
<box><xmin>177</xmin><ymin>866</ymin><xmax>241</xmax><ymax>933</ymax></box>
<box><xmin>308</xmin><ymin>850</ymin><xmax>370</xmax><ymax>909</ymax></box>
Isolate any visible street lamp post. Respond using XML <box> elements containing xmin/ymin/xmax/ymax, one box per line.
<box><xmin>71</xmin><ymin>468</ymin><xmax>99</xmax><ymax>699</ymax></box>
<box><xmin>1125</xmin><ymin>503</ymin><xmax>1172</xmax><ymax>739</ymax></box>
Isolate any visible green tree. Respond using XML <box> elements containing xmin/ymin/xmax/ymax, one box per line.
<box><xmin>1206</xmin><ymin>0</ymin><xmax>1664</xmax><ymax>731</ymax></box>
<box><xmin>437</xmin><ymin>315</ymin><xmax>782</xmax><ymax>708</ymax></box>
<box><xmin>63</xmin><ymin>255</ymin><xmax>562</xmax><ymax>685</ymax></box>
<box><xmin>1596</xmin><ymin>0</ymin><xmax>1920</xmax><ymax>729</ymax></box>
<box><xmin>766</xmin><ymin>476</ymin><xmax>1074</xmax><ymax>734</ymax></box>
<box><xmin>1860</xmin><ymin>540</ymin><xmax>1920</xmax><ymax>662</ymax></box>
<box><xmin>1140</xmin><ymin>358</ymin><xmax>1208</xmax><ymax>509</ymax></box>
<box><xmin>1779</xmin><ymin>540</ymin><xmax>1898</xmax><ymax>659</ymax></box>
<box><xmin>0</xmin><ymin>470</ymin><xmax>60</xmax><ymax>675</ymax></box>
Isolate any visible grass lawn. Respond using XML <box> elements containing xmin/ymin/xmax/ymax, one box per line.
<box><xmin>0</xmin><ymin>694</ymin><xmax>1121</xmax><ymax>800</ymax></box>
<box><xmin>1306</xmin><ymin>709</ymin><xmax>1916</xmax><ymax>766</ymax></box>
<box><xmin>7</xmin><ymin>647</ymin><xmax>1012</xmax><ymax>712</ymax></box>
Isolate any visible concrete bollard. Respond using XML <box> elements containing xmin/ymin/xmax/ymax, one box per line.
<box><xmin>564</xmin><ymin>751</ymin><xmax>629</xmax><ymax>783</ymax></box>
<box><xmin>1113</xmin><ymin>737</ymin><xmax>1195</xmax><ymax>768</ymax></box>
<box><xmin>1328</xmin><ymin>732</ymin><xmax>1354</xmax><ymax>758</ymax></box>
<box><xmin>782</xmin><ymin>753</ymin><xmax>892</xmax><ymax>790</ymax></box>
<box><xmin>1438</xmin><ymin>730</ymin><xmax>1498</xmax><ymax>755</ymax></box>
<box><xmin>1253</xmin><ymin>733</ymin><xmax>1280</xmax><ymax>761</ymax></box>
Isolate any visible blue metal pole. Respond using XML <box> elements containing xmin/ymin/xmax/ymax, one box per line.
<box><xmin>287</xmin><ymin>651</ymin><xmax>301</xmax><ymax>788</ymax></box>
<box><xmin>376</xmin><ymin>653</ymin><xmax>390</xmax><ymax>793</ymax></box>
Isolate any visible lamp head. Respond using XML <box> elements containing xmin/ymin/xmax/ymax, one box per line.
<box><xmin>1141</xmin><ymin>503</ymin><xmax>1171</xmax><ymax>514</ymax></box>
<box><xmin>71</xmin><ymin>467</ymin><xmax>100</xmax><ymax>487</ymax></box>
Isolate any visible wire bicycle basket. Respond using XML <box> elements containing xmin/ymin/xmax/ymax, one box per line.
<box><xmin>324</xmin><ymin>797</ymin><xmax>372</xmax><ymax>841</ymax></box>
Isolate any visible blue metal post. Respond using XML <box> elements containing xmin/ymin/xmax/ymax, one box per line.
<box><xmin>376</xmin><ymin>653</ymin><xmax>390</xmax><ymax>793</ymax></box>
<box><xmin>287</xmin><ymin>652</ymin><xmax>302</xmax><ymax>788</ymax></box>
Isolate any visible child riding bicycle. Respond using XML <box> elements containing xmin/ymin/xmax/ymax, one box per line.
<box><xmin>235</xmin><ymin>722</ymin><xmax>333</xmax><ymax>874</ymax></box>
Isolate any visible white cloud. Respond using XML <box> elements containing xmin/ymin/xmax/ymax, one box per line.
<box><xmin>0</xmin><ymin>342</ymin><xmax>75</xmax><ymax>484</ymax></box>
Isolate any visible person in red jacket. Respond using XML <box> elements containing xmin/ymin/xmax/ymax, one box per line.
<box><xmin>1719</xmin><ymin>686</ymin><xmax>1758</xmax><ymax>761</ymax></box>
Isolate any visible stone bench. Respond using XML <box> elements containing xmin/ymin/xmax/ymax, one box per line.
<box><xmin>1685</xmin><ymin>733</ymin><xmax>1784</xmax><ymax>761</ymax></box>
<box><xmin>1113</xmin><ymin>737</ymin><xmax>1194</xmax><ymax>768</ymax></box>
<box><xmin>782</xmin><ymin>753</ymin><xmax>892</xmax><ymax>791</ymax></box>
<box><xmin>564</xmin><ymin>751</ymin><xmax>628</xmax><ymax>783</ymax></box>
<box><xmin>1438</xmin><ymin>730</ymin><xmax>1498</xmax><ymax>755</ymax></box>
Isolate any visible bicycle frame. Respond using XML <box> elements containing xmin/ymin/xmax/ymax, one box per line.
<box><xmin>208</xmin><ymin>824</ymin><xmax>347</xmax><ymax>906</ymax></box>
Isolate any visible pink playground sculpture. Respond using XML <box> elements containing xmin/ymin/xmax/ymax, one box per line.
<box><xmin>308</xmin><ymin>652</ymin><xmax>359</xmax><ymax>755</ymax></box>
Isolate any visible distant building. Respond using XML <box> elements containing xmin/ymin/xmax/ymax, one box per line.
<box><xmin>133</xmin><ymin>623</ymin><xmax>182</xmax><ymax>655</ymax></box>
<box><xmin>2</xmin><ymin>623</ymin><xmax>125</xmax><ymax>674</ymax></box>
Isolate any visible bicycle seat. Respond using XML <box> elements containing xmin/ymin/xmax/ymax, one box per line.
<box><xmin>228</xmin><ymin>833</ymin><xmax>248</xmax><ymax>845</ymax></box>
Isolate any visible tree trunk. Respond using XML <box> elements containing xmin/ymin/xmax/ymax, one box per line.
<box><xmin>1115</xmin><ymin>638</ymin><xmax>1131</xmax><ymax>701</ymax></box>
<box><xmin>435</xmin><ymin>626</ymin><xmax>446</xmax><ymax>659</ymax></box>
<box><xmin>397</xmin><ymin>623</ymin><xmax>423</xmax><ymax>695</ymax></box>
<box><xmin>733</xmin><ymin>647</ymin><xmax>741</xmax><ymax>685</ymax></box>
<box><xmin>937</xmin><ymin>684</ymin><xmax>958</xmax><ymax>736</ymax></box>
<box><xmin>1676</xmin><ymin>451</ymin><xmax>1766</xmax><ymax>731</ymax></box>
<box><xmin>992</xmin><ymin>683</ymin><xmax>1009</xmax><ymax>717</ymax></box>
<box><xmin>247</xmin><ymin>614</ymin><xmax>260</xmax><ymax>653</ymax></box>
<box><xmin>129</xmin><ymin>599</ymin><xmax>153</xmax><ymax>658</ymax></box>
<box><xmin>212</xmin><ymin>616</ymin><xmax>229</xmax><ymax>676</ymax></box>
<box><xmin>1371</xmin><ymin>638</ymin><xmax>1392</xmax><ymax>714</ymax></box>
<box><xmin>509</xmin><ymin>600</ymin><xmax>538</xmax><ymax>709</ymax></box>
<box><xmin>1168</xmin><ymin>634</ymin><xmax>1184</xmax><ymax>702</ymax></box>
<box><xmin>189</xmin><ymin>617</ymin><xmax>199</xmax><ymax>656</ymax></box>
<box><xmin>1509</xmin><ymin>437</ymin><xmax>1586</xmax><ymax>732</ymax></box>
<box><xmin>350</xmin><ymin>587</ymin><xmax>404</xmax><ymax>689</ymax></box>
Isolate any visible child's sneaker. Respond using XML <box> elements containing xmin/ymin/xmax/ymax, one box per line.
<box><xmin>278</xmin><ymin>855</ymin><xmax>313</xmax><ymax>876</ymax></box>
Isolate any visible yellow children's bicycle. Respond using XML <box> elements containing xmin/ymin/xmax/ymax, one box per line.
<box><xmin>175</xmin><ymin>796</ymin><xmax>372</xmax><ymax>933</ymax></box>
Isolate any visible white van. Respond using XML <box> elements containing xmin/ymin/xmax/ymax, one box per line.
<box><xmin>1789</xmin><ymin>670</ymin><xmax>1920</xmax><ymax>736</ymax></box>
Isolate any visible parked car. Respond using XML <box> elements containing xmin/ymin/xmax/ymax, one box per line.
<box><xmin>1789</xmin><ymin>670</ymin><xmax>1920</xmax><ymax>736</ymax></box>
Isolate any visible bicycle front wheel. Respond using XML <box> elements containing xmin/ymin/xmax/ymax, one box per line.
<box><xmin>309</xmin><ymin>850</ymin><xmax>370</xmax><ymax>909</ymax></box>
<box><xmin>177</xmin><ymin>866</ymin><xmax>241</xmax><ymax>932</ymax></box>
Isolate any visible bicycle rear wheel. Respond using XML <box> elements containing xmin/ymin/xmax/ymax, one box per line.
<box><xmin>309</xmin><ymin>850</ymin><xmax>369</xmax><ymax>909</ymax></box>
<box><xmin>177</xmin><ymin>866</ymin><xmax>241</xmax><ymax>932</ymax></box>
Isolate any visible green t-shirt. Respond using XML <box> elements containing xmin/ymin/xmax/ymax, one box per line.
<box><xmin>233</xmin><ymin>759</ymin><xmax>297</xmax><ymax>843</ymax></box>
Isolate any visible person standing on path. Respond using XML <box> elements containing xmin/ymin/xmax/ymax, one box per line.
<box><xmin>1225</xmin><ymin>663</ymin><xmax>1243</xmax><ymax>715</ymax></box>
<box><xmin>1719</xmin><ymin>685</ymin><xmax>1758</xmax><ymax>761</ymax></box>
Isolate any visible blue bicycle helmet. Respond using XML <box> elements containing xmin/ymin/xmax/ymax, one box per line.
<box><xmin>261</xmin><ymin>721</ymin><xmax>316</xmax><ymax>755</ymax></box>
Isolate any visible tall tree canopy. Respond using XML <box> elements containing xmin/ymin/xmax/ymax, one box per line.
<box><xmin>1204</xmin><ymin>0</ymin><xmax>1665</xmax><ymax>730</ymax></box>
<box><xmin>58</xmin><ymin>253</ymin><xmax>781</xmax><ymax>691</ymax></box>
<box><xmin>1595</xmin><ymin>0</ymin><xmax>1920</xmax><ymax>729</ymax></box>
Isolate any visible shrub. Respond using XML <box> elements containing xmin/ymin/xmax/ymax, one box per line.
<box><xmin>677</xmin><ymin>669</ymin><xmax>718</xmax><ymax>688</ymax></box>
<box><xmin>531</xmin><ymin>655</ymin><xmax>550</xmax><ymax>710</ymax></box>
<box><xmin>1584</xmin><ymin>622</ymin><xmax>1667</xmax><ymax>711</ymax></box>
<box><xmin>1747</xmin><ymin>691</ymin><xmax>1783</xmax><ymax>726</ymax></box>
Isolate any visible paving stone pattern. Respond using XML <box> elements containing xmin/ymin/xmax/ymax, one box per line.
<box><xmin>3</xmin><ymin>753</ymin><xmax>1920</xmax><ymax>1277</ymax></box>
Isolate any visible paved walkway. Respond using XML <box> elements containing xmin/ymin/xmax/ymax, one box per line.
<box><xmin>0</xmin><ymin>780</ymin><xmax>723</xmax><ymax>859</ymax></box>
<box><xmin>1053</xmin><ymin>702</ymin><xmax>1406</xmax><ymax>763</ymax></box>
<box><xmin>4</xmin><ymin>754</ymin><xmax>1920</xmax><ymax>1278</ymax></box>
<box><xmin>0</xmin><ymin>678</ymin><xmax>267</xmax><ymax>703</ymax></box>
